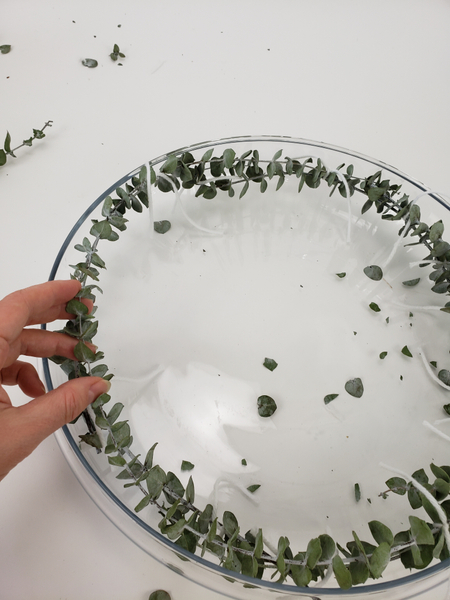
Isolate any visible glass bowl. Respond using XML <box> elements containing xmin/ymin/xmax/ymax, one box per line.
<box><xmin>43</xmin><ymin>136</ymin><xmax>450</xmax><ymax>599</ymax></box>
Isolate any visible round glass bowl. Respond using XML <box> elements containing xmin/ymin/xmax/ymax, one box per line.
<box><xmin>44</xmin><ymin>136</ymin><xmax>450</xmax><ymax>599</ymax></box>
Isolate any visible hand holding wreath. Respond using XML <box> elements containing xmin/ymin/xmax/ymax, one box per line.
<box><xmin>0</xmin><ymin>279</ymin><xmax>110</xmax><ymax>481</ymax></box>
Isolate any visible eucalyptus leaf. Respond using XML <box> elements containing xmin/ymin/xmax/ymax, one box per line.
<box><xmin>263</xmin><ymin>357</ymin><xmax>278</xmax><ymax>371</ymax></box>
<box><xmin>257</xmin><ymin>395</ymin><xmax>277</xmax><ymax>417</ymax></box>
<box><xmin>401</xmin><ymin>345</ymin><xmax>413</xmax><ymax>358</ymax></box>
<box><xmin>149</xmin><ymin>590</ymin><xmax>171</xmax><ymax>600</ymax></box>
<box><xmin>0</xmin><ymin>45</ymin><xmax>11</xmax><ymax>54</ymax></box>
<box><xmin>82</xmin><ymin>58</ymin><xmax>98</xmax><ymax>68</ymax></box>
<box><xmin>345</xmin><ymin>378</ymin><xmax>364</xmax><ymax>398</ymax></box>
<box><xmin>364</xmin><ymin>265</ymin><xmax>383</xmax><ymax>281</ymax></box>
<box><xmin>402</xmin><ymin>278</ymin><xmax>420</xmax><ymax>287</ymax></box>
<box><xmin>324</xmin><ymin>393</ymin><xmax>339</xmax><ymax>405</ymax></box>
<box><xmin>181</xmin><ymin>460</ymin><xmax>195</xmax><ymax>471</ymax></box>
<box><xmin>154</xmin><ymin>220</ymin><xmax>171</xmax><ymax>234</ymax></box>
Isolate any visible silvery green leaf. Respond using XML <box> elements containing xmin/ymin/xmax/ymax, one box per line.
<box><xmin>134</xmin><ymin>495</ymin><xmax>151</xmax><ymax>513</ymax></box>
<box><xmin>402</xmin><ymin>278</ymin><xmax>420</xmax><ymax>287</ymax></box>
<box><xmin>108</xmin><ymin>455</ymin><xmax>126</xmax><ymax>467</ymax></box>
<box><xmin>319</xmin><ymin>534</ymin><xmax>335</xmax><ymax>560</ymax></box>
<box><xmin>74</xmin><ymin>341</ymin><xmax>96</xmax><ymax>363</ymax></box>
<box><xmin>198</xmin><ymin>504</ymin><xmax>213</xmax><ymax>534</ymax></box>
<box><xmin>186</xmin><ymin>476</ymin><xmax>195</xmax><ymax>503</ymax></box>
<box><xmin>144</xmin><ymin>442</ymin><xmax>158</xmax><ymax>469</ymax></box>
<box><xmin>79</xmin><ymin>432</ymin><xmax>102</xmax><ymax>449</ymax></box>
<box><xmin>82</xmin><ymin>58</ymin><xmax>98</xmax><ymax>68</ymax></box>
<box><xmin>345</xmin><ymin>378</ymin><xmax>364</xmax><ymax>398</ymax></box>
<box><xmin>181</xmin><ymin>460</ymin><xmax>194</xmax><ymax>471</ymax></box>
<box><xmin>223</xmin><ymin>511</ymin><xmax>239</xmax><ymax>537</ymax></box>
<box><xmin>368</xmin><ymin>521</ymin><xmax>394</xmax><ymax>546</ymax></box>
<box><xmin>429</xmin><ymin>220</ymin><xmax>444</xmax><ymax>242</ymax></box>
<box><xmin>332</xmin><ymin>555</ymin><xmax>352</xmax><ymax>589</ymax></box>
<box><xmin>247</xmin><ymin>484</ymin><xmax>260</xmax><ymax>494</ymax></box>
<box><xmin>154</xmin><ymin>220</ymin><xmax>171</xmax><ymax>234</ymax></box>
<box><xmin>263</xmin><ymin>357</ymin><xmax>278</xmax><ymax>371</ymax></box>
<box><xmin>291</xmin><ymin>560</ymin><xmax>312</xmax><ymax>587</ymax></box>
<box><xmin>306</xmin><ymin>537</ymin><xmax>322</xmax><ymax>570</ymax></box>
<box><xmin>324</xmin><ymin>393</ymin><xmax>339</xmax><ymax>405</ymax></box>
<box><xmin>223</xmin><ymin>148</ymin><xmax>235</xmax><ymax>169</ymax></box>
<box><xmin>66</xmin><ymin>298</ymin><xmax>89</xmax><ymax>316</ymax></box>
<box><xmin>438</xmin><ymin>370</ymin><xmax>450</xmax><ymax>386</ymax></box>
<box><xmin>401</xmin><ymin>345</ymin><xmax>413</xmax><ymax>358</ymax></box>
<box><xmin>149</xmin><ymin>590</ymin><xmax>171</xmax><ymax>600</ymax></box>
<box><xmin>146</xmin><ymin>465</ymin><xmax>166</xmax><ymax>499</ymax></box>
<box><xmin>0</xmin><ymin>45</ymin><xmax>11</xmax><ymax>54</ymax></box>
<box><xmin>369</xmin><ymin>542</ymin><xmax>391</xmax><ymax>578</ymax></box>
<box><xmin>409</xmin><ymin>516</ymin><xmax>434</xmax><ymax>545</ymax></box>
<box><xmin>363</xmin><ymin>265</ymin><xmax>383</xmax><ymax>281</ymax></box>
<box><xmin>161</xmin><ymin>154</ymin><xmax>178</xmax><ymax>174</ymax></box>
<box><xmin>257</xmin><ymin>395</ymin><xmax>277</xmax><ymax>417</ymax></box>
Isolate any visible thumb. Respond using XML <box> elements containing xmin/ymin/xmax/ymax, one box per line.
<box><xmin>0</xmin><ymin>377</ymin><xmax>110</xmax><ymax>480</ymax></box>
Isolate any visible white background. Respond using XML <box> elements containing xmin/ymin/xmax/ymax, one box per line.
<box><xmin>1</xmin><ymin>1</ymin><xmax>450</xmax><ymax>599</ymax></box>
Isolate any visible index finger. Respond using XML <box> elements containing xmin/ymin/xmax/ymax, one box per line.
<box><xmin>0</xmin><ymin>280</ymin><xmax>85</xmax><ymax>347</ymax></box>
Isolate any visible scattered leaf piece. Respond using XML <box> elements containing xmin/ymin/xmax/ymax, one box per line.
<box><xmin>379</xmin><ymin>351</ymin><xmax>388</xmax><ymax>359</ymax></box>
<box><xmin>154</xmin><ymin>220</ymin><xmax>171</xmax><ymax>234</ymax></box>
<box><xmin>181</xmin><ymin>460</ymin><xmax>194</xmax><ymax>471</ymax></box>
<box><xmin>263</xmin><ymin>357</ymin><xmax>278</xmax><ymax>371</ymax></box>
<box><xmin>0</xmin><ymin>45</ymin><xmax>11</xmax><ymax>54</ymax></box>
<box><xmin>149</xmin><ymin>592</ymin><xmax>171</xmax><ymax>600</ymax></box>
<box><xmin>438</xmin><ymin>370</ymin><xmax>450</xmax><ymax>386</ymax></box>
<box><xmin>247</xmin><ymin>484</ymin><xmax>261</xmax><ymax>494</ymax></box>
<box><xmin>402</xmin><ymin>278</ymin><xmax>420</xmax><ymax>287</ymax></box>
<box><xmin>257</xmin><ymin>395</ymin><xmax>277</xmax><ymax>417</ymax></box>
<box><xmin>82</xmin><ymin>58</ymin><xmax>98</xmax><ymax>68</ymax></box>
<box><xmin>401</xmin><ymin>345</ymin><xmax>413</xmax><ymax>358</ymax></box>
<box><xmin>354</xmin><ymin>483</ymin><xmax>361</xmax><ymax>502</ymax></box>
<box><xmin>241</xmin><ymin>458</ymin><xmax>247</xmax><ymax>466</ymax></box>
<box><xmin>364</xmin><ymin>265</ymin><xmax>383</xmax><ymax>281</ymax></box>
<box><xmin>430</xmin><ymin>361</ymin><xmax>437</xmax><ymax>368</ymax></box>
<box><xmin>336</xmin><ymin>272</ymin><xmax>346</xmax><ymax>278</ymax></box>
<box><xmin>345</xmin><ymin>378</ymin><xmax>364</xmax><ymax>398</ymax></box>
<box><xmin>369</xmin><ymin>302</ymin><xmax>381</xmax><ymax>312</ymax></box>
<box><xmin>443</xmin><ymin>404</ymin><xmax>450</xmax><ymax>416</ymax></box>
<box><xmin>324</xmin><ymin>393</ymin><xmax>339</xmax><ymax>405</ymax></box>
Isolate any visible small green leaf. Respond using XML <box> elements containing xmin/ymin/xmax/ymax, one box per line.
<box><xmin>369</xmin><ymin>302</ymin><xmax>381</xmax><ymax>312</ymax></box>
<box><xmin>354</xmin><ymin>483</ymin><xmax>361</xmax><ymax>502</ymax></box>
<box><xmin>306</xmin><ymin>537</ymin><xmax>322</xmax><ymax>570</ymax></box>
<box><xmin>364</xmin><ymin>265</ymin><xmax>383</xmax><ymax>281</ymax></box>
<box><xmin>185</xmin><ymin>475</ymin><xmax>195</xmax><ymax>503</ymax></box>
<box><xmin>345</xmin><ymin>378</ymin><xmax>364</xmax><ymax>398</ymax></box>
<box><xmin>369</xmin><ymin>542</ymin><xmax>391</xmax><ymax>578</ymax></box>
<box><xmin>247</xmin><ymin>484</ymin><xmax>260</xmax><ymax>494</ymax></box>
<box><xmin>181</xmin><ymin>460</ymin><xmax>194</xmax><ymax>471</ymax></box>
<box><xmin>324</xmin><ymin>393</ymin><xmax>339</xmax><ymax>405</ymax></box>
<box><xmin>82</xmin><ymin>58</ymin><xmax>98</xmax><ymax>68</ymax></box>
<box><xmin>257</xmin><ymin>395</ymin><xmax>277</xmax><ymax>417</ymax></box>
<box><xmin>368</xmin><ymin>521</ymin><xmax>394</xmax><ymax>546</ymax></box>
<box><xmin>223</xmin><ymin>148</ymin><xmax>236</xmax><ymax>169</ymax></box>
<box><xmin>401</xmin><ymin>345</ymin><xmax>413</xmax><ymax>358</ymax></box>
<box><xmin>379</xmin><ymin>351</ymin><xmax>388</xmax><ymax>359</ymax></box>
<box><xmin>0</xmin><ymin>45</ymin><xmax>11</xmax><ymax>54</ymax></box>
<box><xmin>223</xmin><ymin>511</ymin><xmax>239</xmax><ymax>537</ymax></box>
<box><xmin>154</xmin><ymin>220</ymin><xmax>171</xmax><ymax>234</ymax></box>
<box><xmin>0</xmin><ymin>149</ymin><xmax>6</xmax><ymax>166</ymax></box>
<box><xmin>438</xmin><ymin>369</ymin><xmax>450</xmax><ymax>386</ymax></box>
<box><xmin>149</xmin><ymin>591</ymin><xmax>171</xmax><ymax>600</ymax></box>
<box><xmin>409</xmin><ymin>516</ymin><xmax>434</xmax><ymax>545</ymax></box>
<box><xmin>79</xmin><ymin>432</ymin><xmax>102</xmax><ymax>449</ymax></box>
<box><xmin>66</xmin><ymin>298</ymin><xmax>89</xmax><ymax>316</ymax></box>
<box><xmin>241</xmin><ymin>458</ymin><xmax>247</xmax><ymax>466</ymax></box>
<box><xmin>73</xmin><ymin>341</ymin><xmax>96</xmax><ymax>363</ymax></box>
<box><xmin>263</xmin><ymin>357</ymin><xmax>278</xmax><ymax>371</ymax></box>
<box><xmin>161</xmin><ymin>154</ymin><xmax>178</xmax><ymax>174</ymax></box>
<box><xmin>402</xmin><ymin>278</ymin><xmax>420</xmax><ymax>287</ymax></box>
<box><xmin>332</xmin><ymin>554</ymin><xmax>352</xmax><ymax>589</ymax></box>
<box><xmin>336</xmin><ymin>272</ymin><xmax>346</xmax><ymax>278</ymax></box>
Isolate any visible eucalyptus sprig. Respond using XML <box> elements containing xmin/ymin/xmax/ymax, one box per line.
<box><xmin>52</xmin><ymin>146</ymin><xmax>450</xmax><ymax>590</ymax></box>
<box><xmin>0</xmin><ymin>120</ymin><xmax>53</xmax><ymax>167</ymax></box>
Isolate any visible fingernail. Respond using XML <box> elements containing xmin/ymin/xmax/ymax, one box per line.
<box><xmin>88</xmin><ymin>379</ymin><xmax>111</xmax><ymax>403</ymax></box>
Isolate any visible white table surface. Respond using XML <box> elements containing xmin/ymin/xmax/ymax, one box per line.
<box><xmin>1</xmin><ymin>1</ymin><xmax>450</xmax><ymax>599</ymax></box>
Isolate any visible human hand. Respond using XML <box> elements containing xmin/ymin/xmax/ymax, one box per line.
<box><xmin>0</xmin><ymin>279</ymin><xmax>110</xmax><ymax>481</ymax></box>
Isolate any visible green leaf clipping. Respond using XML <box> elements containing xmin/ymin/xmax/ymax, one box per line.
<box><xmin>82</xmin><ymin>58</ymin><xmax>98</xmax><ymax>68</ymax></box>
<box><xmin>363</xmin><ymin>265</ymin><xmax>383</xmax><ymax>281</ymax></box>
<box><xmin>257</xmin><ymin>395</ymin><xmax>277</xmax><ymax>417</ymax></box>
<box><xmin>263</xmin><ymin>357</ymin><xmax>278</xmax><ymax>371</ymax></box>
<box><xmin>0</xmin><ymin>45</ymin><xmax>11</xmax><ymax>54</ymax></box>
<box><xmin>345</xmin><ymin>378</ymin><xmax>364</xmax><ymax>398</ymax></box>
<box><xmin>401</xmin><ymin>345</ymin><xmax>413</xmax><ymax>358</ymax></box>
<box><xmin>154</xmin><ymin>220</ymin><xmax>171</xmax><ymax>234</ymax></box>
<box><xmin>324</xmin><ymin>393</ymin><xmax>339</xmax><ymax>405</ymax></box>
<box><xmin>354</xmin><ymin>483</ymin><xmax>361</xmax><ymax>502</ymax></box>
<box><xmin>181</xmin><ymin>460</ymin><xmax>194</xmax><ymax>471</ymax></box>
<box><xmin>149</xmin><ymin>591</ymin><xmax>171</xmax><ymax>600</ymax></box>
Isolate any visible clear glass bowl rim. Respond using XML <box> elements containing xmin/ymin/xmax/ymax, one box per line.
<box><xmin>42</xmin><ymin>134</ymin><xmax>450</xmax><ymax>596</ymax></box>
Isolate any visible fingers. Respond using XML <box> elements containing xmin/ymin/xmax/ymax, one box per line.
<box><xmin>0</xmin><ymin>377</ymin><xmax>111</xmax><ymax>481</ymax></box>
<box><xmin>0</xmin><ymin>280</ymin><xmax>89</xmax><ymax>348</ymax></box>
<box><xmin>1</xmin><ymin>360</ymin><xmax>46</xmax><ymax>398</ymax></box>
<box><xmin>3</xmin><ymin>329</ymin><xmax>90</xmax><ymax>370</ymax></box>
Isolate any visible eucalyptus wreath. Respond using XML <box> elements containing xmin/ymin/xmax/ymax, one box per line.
<box><xmin>49</xmin><ymin>146</ymin><xmax>450</xmax><ymax>590</ymax></box>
